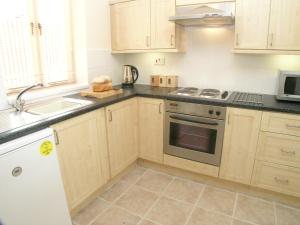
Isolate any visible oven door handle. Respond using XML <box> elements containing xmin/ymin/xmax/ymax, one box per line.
<box><xmin>169</xmin><ymin>114</ymin><xmax>219</xmax><ymax>126</ymax></box>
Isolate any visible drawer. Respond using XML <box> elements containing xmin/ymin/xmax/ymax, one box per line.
<box><xmin>251</xmin><ymin>160</ymin><xmax>300</xmax><ymax>197</ymax></box>
<box><xmin>257</xmin><ymin>132</ymin><xmax>300</xmax><ymax>168</ymax></box>
<box><xmin>261</xmin><ymin>112</ymin><xmax>300</xmax><ymax>136</ymax></box>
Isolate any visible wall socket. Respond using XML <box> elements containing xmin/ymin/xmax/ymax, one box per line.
<box><xmin>154</xmin><ymin>57</ymin><xmax>165</xmax><ymax>65</ymax></box>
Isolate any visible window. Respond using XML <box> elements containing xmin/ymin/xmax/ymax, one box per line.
<box><xmin>0</xmin><ymin>0</ymin><xmax>74</xmax><ymax>92</ymax></box>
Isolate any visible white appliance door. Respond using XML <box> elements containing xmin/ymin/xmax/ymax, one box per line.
<box><xmin>0</xmin><ymin>132</ymin><xmax>72</xmax><ymax>225</ymax></box>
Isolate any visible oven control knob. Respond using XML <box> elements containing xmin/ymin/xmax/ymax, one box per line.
<box><xmin>216</xmin><ymin>111</ymin><xmax>221</xmax><ymax>116</ymax></box>
<box><xmin>208</xmin><ymin>110</ymin><xmax>214</xmax><ymax>115</ymax></box>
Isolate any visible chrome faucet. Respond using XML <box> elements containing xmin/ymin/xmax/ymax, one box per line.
<box><xmin>14</xmin><ymin>83</ymin><xmax>44</xmax><ymax>112</ymax></box>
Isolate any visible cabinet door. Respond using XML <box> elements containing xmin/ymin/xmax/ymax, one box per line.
<box><xmin>234</xmin><ymin>0</ymin><xmax>271</xmax><ymax>49</ymax></box>
<box><xmin>138</xmin><ymin>98</ymin><xmax>164</xmax><ymax>163</ymax></box>
<box><xmin>268</xmin><ymin>0</ymin><xmax>300</xmax><ymax>50</ymax></box>
<box><xmin>151</xmin><ymin>0</ymin><xmax>176</xmax><ymax>49</ymax></box>
<box><xmin>219</xmin><ymin>108</ymin><xmax>262</xmax><ymax>184</ymax></box>
<box><xmin>106</xmin><ymin>98</ymin><xmax>138</xmax><ymax>177</ymax></box>
<box><xmin>52</xmin><ymin>109</ymin><xmax>109</xmax><ymax>210</ymax></box>
<box><xmin>110</xmin><ymin>0</ymin><xmax>151</xmax><ymax>50</ymax></box>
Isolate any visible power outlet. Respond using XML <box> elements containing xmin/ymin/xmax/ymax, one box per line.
<box><xmin>154</xmin><ymin>57</ymin><xmax>165</xmax><ymax>65</ymax></box>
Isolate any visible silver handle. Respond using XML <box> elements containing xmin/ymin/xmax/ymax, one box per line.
<box><xmin>38</xmin><ymin>23</ymin><xmax>42</xmax><ymax>35</ymax></box>
<box><xmin>159</xmin><ymin>103</ymin><xmax>162</xmax><ymax>114</ymax></box>
<box><xmin>274</xmin><ymin>177</ymin><xmax>289</xmax><ymax>185</ymax></box>
<box><xmin>53</xmin><ymin>130</ymin><xmax>60</xmax><ymax>145</ymax></box>
<box><xmin>286</xmin><ymin>124</ymin><xmax>300</xmax><ymax>129</ymax></box>
<box><xmin>270</xmin><ymin>33</ymin><xmax>274</xmax><ymax>47</ymax></box>
<box><xmin>170</xmin><ymin>34</ymin><xmax>174</xmax><ymax>46</ymax></box>
<box><xmin>170</xmin><ymin>114</ymin><xmax>219</xmax><ymax>126</ymax></box>
<box><xmin>280</xmin><ymin>148</ymin><xmax>296</xmax><ymax>155</ymax></box>
<box><xmin>108</xmin><ymin>110</ymin><xmax>112</xmax><ymax>122</ymax></box>
<box><xmin>146</xmin><ymin>36</ymin><xmax>150</xmax><ymax>47</ymax></box>
<box><xmin>236</xmin><ymin>33</ymin><xmax>239</xmax><ymax>46</ymax></box>
<box><xmin>30</xmin><ymin>22</ymin><xmax>35</xmax><ymax>35</ymax></box>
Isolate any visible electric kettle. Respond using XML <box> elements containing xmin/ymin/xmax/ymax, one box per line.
<box><xmin>122</xmin><ymin>65</ymin><xmax>139</xmax><ymax>88</ymax></box>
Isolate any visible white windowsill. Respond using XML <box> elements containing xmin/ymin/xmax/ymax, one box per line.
<box><xmin>7</xmin><ymin>83</ymin><xmax>89</xmax><ymax>106</ymax></box>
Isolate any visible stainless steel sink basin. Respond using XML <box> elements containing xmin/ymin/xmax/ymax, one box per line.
<box><xmin>25</xmin><ymin>98</ymin><xmax>93</xmax><ymax>116</ymax></box>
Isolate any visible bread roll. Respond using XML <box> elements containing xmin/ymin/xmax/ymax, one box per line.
<box><xmin>92</xmin><ymin>76</ymin><xmax>112</xmax><ymax>84</ymax></box>
<box><xmin>93</xmin><ymin>82</ymin><xmax>112</xmax><ymax>92</ymax></box>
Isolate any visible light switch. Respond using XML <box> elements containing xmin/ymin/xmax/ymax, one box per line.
<box><xmin>154</xmin><ymin>57</ymin><xmax>165</xmax><ymax>65</ymax></box>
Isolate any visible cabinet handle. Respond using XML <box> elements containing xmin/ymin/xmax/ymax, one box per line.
<box><xmin>274</xmin><ymin>177</ymin><xmax>289</xmax><ymax>185</ymax></box>
<box><xmin>286</xmin><ymin>124</ymin><xmax>300</xmax><ymax>129</ymax></box>
<box><xmin>53</xmin><ymin>130</ymin><xmax>60</xmax><ymax>145</ymax></box>
<box><xmin>38</xmin><ymin>23</ymin><xmax>42</xmax><ymax>35</ymax></box>
<box><xmin>170</xmin><ymin>34</ymin><xmax>174</xmax><ymax>46</ymax></box>
<box><xmin>146</xmin><ymin>36</ymin><xmax>150</xmax><ymax>47</ymax></box>
<box><xmin>235</xmin><ymin>33</ymin><xmax>239</xmax><ymax>46</ymax></box>
<box><xmin>159</xmin><ymin>103</ymin><xmax>162</xmax><ymax>114</ymax></box>
<box><xmin>30</xmin><ymin>22</ymin><xmax>35</xmax><ymax>35</ymax></box>
<box><xmin>108</xmin><ymin>110</ymin><xmax>112</xmax><ymax>122</ymax></box>
<box><xmin>270</xmin><ymin>33</ymin><xmax>274</xmax><ymax>47</ymax></box>
<box><xmin>280</xmin><ymin>148</ymin><xmax>296</xmax><ymax>155</ymax></box>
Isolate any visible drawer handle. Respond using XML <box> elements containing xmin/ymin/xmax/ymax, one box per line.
<box><xmin>280</xmin><ymin>148</ymin><xmax>296</xmax><ymax>155</ymax></box>
<box><xmin>274</xmin><ymin>177</ymin><xmax>289</xmax><ymax>185</ymax></box>
<box><xmin>286</xmin><ymin>124</ymin><xmax>300</xmax><ymax>129</ymax></box>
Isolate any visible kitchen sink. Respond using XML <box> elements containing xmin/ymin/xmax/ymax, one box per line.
<box><xmin>25</xmin><ymin>98</ymin><xmax>93</xmax><ymax>116</ymax></box>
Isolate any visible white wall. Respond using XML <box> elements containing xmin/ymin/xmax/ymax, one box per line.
<box><xmin>124</xmin><ymin>27</ymin><xmax>300</xmax><ymax>94</ymax></box>
<box><xmin>86</xmin><ymin>0</ymin><xmax>124</xmax><ymax>85</ymax></box>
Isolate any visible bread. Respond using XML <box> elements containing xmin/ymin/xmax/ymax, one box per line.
<box><xmin>92</xmin><ymin>76</ymin><xmax>112</xmax><ymax>84</ymax></box>
<box><xmin>92</xmin><ymin>82</ymin><xmax>112</xmax><ymax>92</ymax></box>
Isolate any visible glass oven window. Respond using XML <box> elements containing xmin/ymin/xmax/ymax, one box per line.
<box><xmin>169</xmin><ymin>122</ymin><xmax>217</xmax><ymax>154</ymax></box>
<box><xmin>284</xmin><ymin>77</ymin><xmax>300</xmax><ymax>95</ymax></box>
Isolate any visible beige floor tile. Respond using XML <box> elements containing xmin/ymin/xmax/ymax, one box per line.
<box><xmin>232</xmin><ymin>219</ymin><xmax>253</xmax><ymax>225</ymax></box>
<box><xmin>73</xmin><ymin>198</ymin><xmax>109</xmax><ymax>225</ymax></box>
<box><xmin>139</xmin><ymin>220</ymin><xmax>160</xmax><ymax>225</ymax></box>
<box><xmin>100</xmin><ymin>181</ymin><xmax>130</xmax><ymax>202</ymax></box>
<box><xmin>276</xmin><ymin>204</ymin><xmax>300</xmax><ymax>225</ymax></box>
<box><xmin>136</xmin><ymin>170</ymin><xmax>173</xmax><ymax>193</ymax></box>
<box><xmin>115</xmin><ymin>186</ymin><xmax>159</xmax><ymax>216</ymax></box>
<box><xmin>146</xmin><ymin>196</ymin><xmax>193</xmax><ymax>225</ymax></box>
<box><xmin>234</xmin><ymin>195</ymin><xmax>275</xmax><ymax>225</ymax></box>
<box><xmin>188</xmin><ymin>207</ymin><xmax>232</xmax><ymax>225</ymax></box>
<box><xmin>92</xmin><ymin>206</ymin><xmax>140</xmax><ymax>225</ymax></box>
<box><xmin>121</xmin><ymin>166</ymin><xmax>147</xmax><ymax>184</ymax></box>
<box><xmin>198</xmin><ymin>186</ymin><xmax>236</xmax><ymax>216</ymax></box>
<box><xmin>164</xmin><ymin>178</ymin><xmax>204</xmax><ymax>204</ymax></box>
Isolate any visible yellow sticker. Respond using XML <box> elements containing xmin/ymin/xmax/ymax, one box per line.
<box><xmin>40</xmin><ymin>141</ymin><xmax>53</xmax><ymax>156</ymax></box>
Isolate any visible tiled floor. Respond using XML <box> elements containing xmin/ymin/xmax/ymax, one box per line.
<box><xmin>73</xmin><ymin>166</ymin><xmax>300</xmax><ymax>225</ymax></box>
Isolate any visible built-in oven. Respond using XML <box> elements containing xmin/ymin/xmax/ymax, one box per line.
<box><xmin>164</xmin><ymin>100</ymin><xmax>226</xmax><ymax>166</ymax></box>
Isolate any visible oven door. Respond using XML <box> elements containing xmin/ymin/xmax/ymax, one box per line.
<box><xmin>164</xmin><ymin>112</ymin><xmax>225</xmax><ymax>166</ymax></box>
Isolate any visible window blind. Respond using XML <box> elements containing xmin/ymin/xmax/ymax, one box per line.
<box><xmin>0</xmin><ymin>0</ymin><xmax>74</xmax><ymax>91</ymax></box>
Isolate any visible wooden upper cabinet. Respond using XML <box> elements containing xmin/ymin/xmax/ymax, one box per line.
<box><xmin>138</xmin><ymin>98</ymin><xmax>164</xmax><ymax>163</ymax></box>
<box><xmin>235</xmin><ymin>0</ymin><xmax>271</xmax><ymax>49</ymax></box>
<box><xmin>106</xmin><ymin>98</ymin><xmax>139</xmax><ymax>177</ymax></box>
<box><xmin>51</xmin><ymin>109</ymin><xmax>109</xmax><ymax>211</ymax></box>
<box><xmin>151</xmin><ymin>0</ymin><xmax>176</xmax><ymax>49</ymax></box>
<box><xmin>219</xmin><ymin>108</ymin><xmax>262</xmax><ymax>185</ymax></box>
<box><xmin>268</xmin><ymin>0</ymin><xmax>300</xmax><ymax>50</ymax></box>
<box><xmin>110</xmin><ymin>0</ymin><xmax>151</xmax><ymax>50</ymax></box>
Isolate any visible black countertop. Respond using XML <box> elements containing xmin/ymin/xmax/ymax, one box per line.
<box><xmin>1</xmin><ymin>84</ymin><xmax>300</xmax><ymax>144</ymax></box>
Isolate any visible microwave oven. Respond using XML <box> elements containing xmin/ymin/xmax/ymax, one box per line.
<box><xmin>277</xmin><ymin>71</ymin><xmax>300</xmax><ymax>102</ymax></box>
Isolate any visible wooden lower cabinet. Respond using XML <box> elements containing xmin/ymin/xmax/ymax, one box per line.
<box><xmin>219</xmin><ymin>108</ymin><xmax>262</xmax><ymax>184</ymax></box>
<box><xmin>138</xmin><ymin>98</ymin><xmax>164</xmax><ymax>163</ymax></box>
<box><xmin>106</xmin><ymin>98</ymin><xmax>139</xmax><ymax>177</ymax></box>
<box><xmin>51</xmin><ymin>109</ymin><xmax>110</xmax><ymax>211</ymax></box>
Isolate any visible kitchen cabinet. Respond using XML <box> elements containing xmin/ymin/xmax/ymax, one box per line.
<box><xmin>106</xmin><ymin>98</ymin><xmax>139</xmax><ymax>177</ymax></box>
<box><xmin>234</xmin><ymin>0</ymin><xmax>300</xmax><ymax>53</ymax></box>
<box><xmin>110</xmin><ymin>0</ymin><xmax>184</xmax><ymax>53</ymax></box>
<box><xmin>138</xmin><ymin>98</ymin><xmax>164</xmax><ymax>163</ymax></box>
<box><xmin>110</xmin><ymin>0</ymin><xmax>151</xmax><ymax>51</ymax></box>
<box><xmin>51</xmin><ymin>109</ymin><xmax>110</xmax><ymax>211</ymax></box>
<box><xmin>268</xmin><ymin>0</ymin><xmax>300</xmax><ymax>50</ymax></box>
<box><xmin>219</xmin><ymin>108</ymin><xmax>262</xmax><ymax>185</ymax></box>
<box><xmin>234</xmin><ymin>0</ymin><xmax>270</xmax><ymax>49</ymax></box>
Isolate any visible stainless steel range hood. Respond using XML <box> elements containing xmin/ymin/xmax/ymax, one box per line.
<box><xmin>169</xmin><ymin>2</ymin><xmax>235</xmax><ymax>26</ymax></box>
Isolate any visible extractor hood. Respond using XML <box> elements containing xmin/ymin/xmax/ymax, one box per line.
<box><xmin>169</xmin><ymin>2</ymin><xmax>235</xmax><ymax>26</ymax></box>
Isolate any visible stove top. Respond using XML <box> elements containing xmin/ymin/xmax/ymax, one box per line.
<box><xmin>169</xmin><ymin>87</ymin><xmax>232</xmax><ymax>101</ymax></box>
